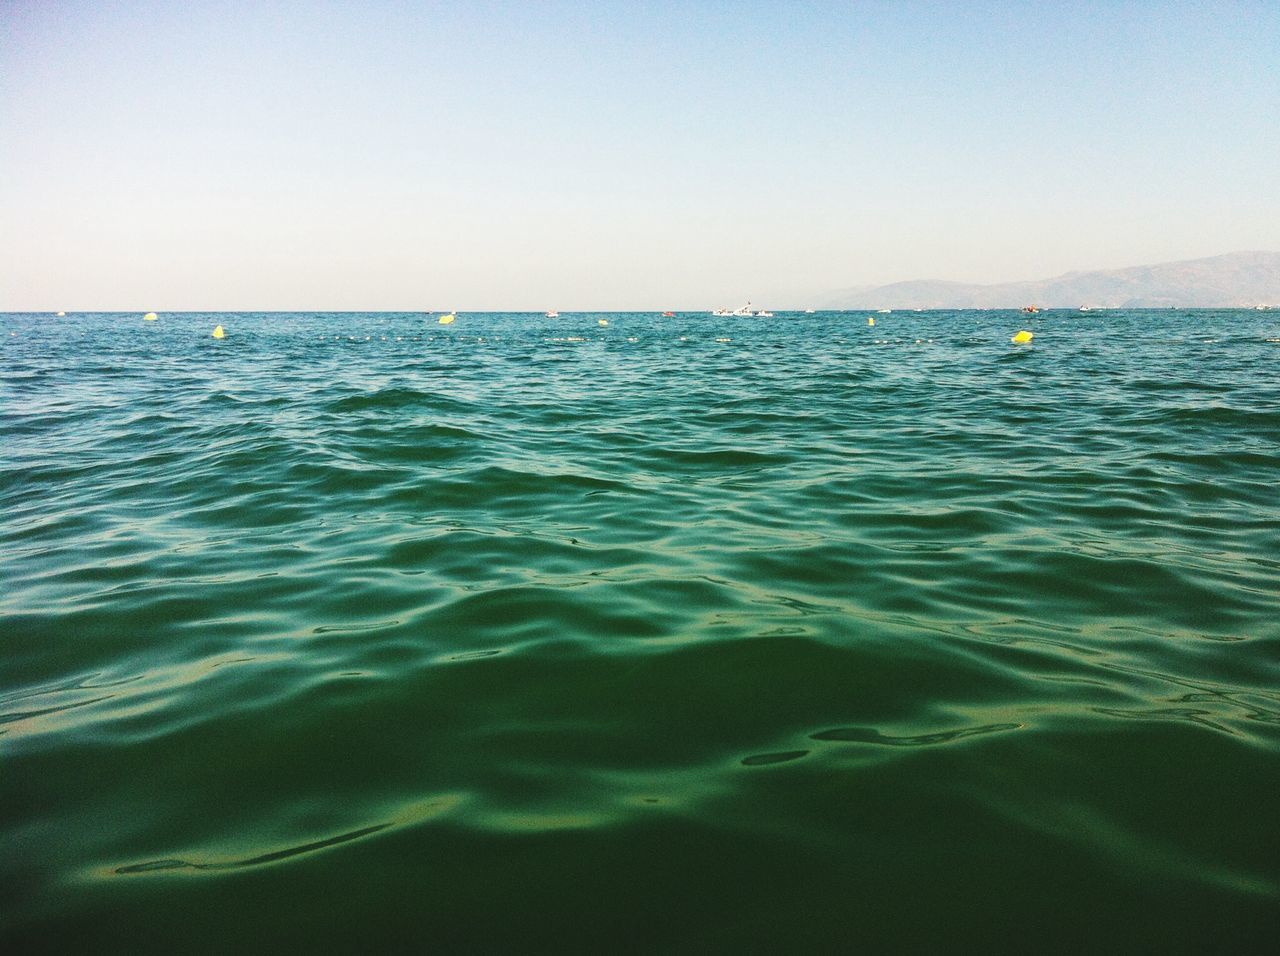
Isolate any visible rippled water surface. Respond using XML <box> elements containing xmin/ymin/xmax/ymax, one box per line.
<box><xmin>4</xmin><ymin>310</ymin><xmax>1279</xmax><ymax>950</ymax></box>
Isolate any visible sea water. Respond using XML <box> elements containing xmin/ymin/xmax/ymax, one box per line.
<box><xmin>3</xmin><ymin>310</ymin><xmax>1278</xmax><ymax>950</ymax></box>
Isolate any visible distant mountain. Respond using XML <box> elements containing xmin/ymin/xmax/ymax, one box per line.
<box><xmin>820</xmin><ymin>251</ymin><xmax>1280</xmax><ymax>309</ymax></box>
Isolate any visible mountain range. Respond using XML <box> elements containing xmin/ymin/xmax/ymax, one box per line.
<box><xmin>819</xmin><ymin>251</ymin><xmax>1280</xmax><ymax>309</ymax></box>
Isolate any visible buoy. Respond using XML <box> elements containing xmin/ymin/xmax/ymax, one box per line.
<box><xmin>144</xmin><ymin>312</ymin><xmax>158</xmax><ymax>321</ymax></box>
<box><xmin>438</xmin><ymin>313</ymin><xmax>456</xmax><ymax>324</ymax></box>
<box><xmin>598</xmin><ymin>319</ymin><xmax>609</xmax><ymax>326</ymax></box>
<box><xmin>212</xmin><ymin>325</ymin><xmax>225</xmax><ymax>338</ymax></box>
<box><xmin>868</xmin><ymin>317</ymin><xmax>875</xmax><ymax>326</ymax></box>
<box><xmin>1011</xmin><ymin>330</ymin><xmax>1033</xmax><ymax>343</ymax></box>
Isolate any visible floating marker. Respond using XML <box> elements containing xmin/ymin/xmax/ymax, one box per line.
<box><xmin>438</xmin><ymin>313</ymin><xmax>456</xmax><ymax>324</ymax></box>
<box><xmin>598</xmin><ymin>319</ymin><xmax>609</xmax><ymax>326</ymax></box>
<box><xmin>144</xmin><ymin>312</ymin><xmax>158</xmax><ymax>321</ymax></box>
<box><xmin>212</xmin><ymin>325</ymin><xmax>225</xmax><ymax>338</ymax></box>
<box><xmin>868</xmin><ymin>317</ymin><xmax>875</xmax><ymax>326</ymax></box>
<box><xmin>1011</xmin><ymin>330</ymin><xmax>1033</xmax><ymax>344</ymax></box>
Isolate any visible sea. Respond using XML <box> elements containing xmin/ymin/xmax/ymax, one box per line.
<box><xmin>3</xmin><ymin>309</ymin><xmax>1278</xmax><ymax>952</ymax></box>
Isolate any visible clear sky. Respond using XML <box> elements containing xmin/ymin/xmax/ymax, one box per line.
<box><xmin>3</xmin><ymin>0</ymin><xmax>1277</xmax><ymax>310</ymax></box>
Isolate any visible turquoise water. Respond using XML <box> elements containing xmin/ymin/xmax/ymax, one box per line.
<box><xmin>3</xmin><ymin>309</ymin><xmax>1279</xmax><ymax>951</ymax></box>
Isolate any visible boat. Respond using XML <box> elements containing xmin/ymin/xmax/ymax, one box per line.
<box><xmin>545</xmin><ymin>310</ymin><xmax>559</xmax><ymax>318</ymax></box>
<box><xmin>804</xmin><ymin>309</ymin><xmax>815</xmax><ymax>314</ymax></box>
<box><xmin>1022</xmin><ymin>305</ymin><xmax>1040</xmax><ymax>313</ymax></box>
<box><xmin>755</xmin><ymin>310</ymin><xmax>774</xmax><ymax>317</ymax></box>
<box><xmin>662</xmin><ymin>311</ymin><xmax>675</xmax><ymax>317</ymax></box>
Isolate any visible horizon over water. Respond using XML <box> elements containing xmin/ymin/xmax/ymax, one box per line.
<box><xmin>3</xmin><ymin>309</ymin><xmax>1279</xmax><ymax>951</ymax></box>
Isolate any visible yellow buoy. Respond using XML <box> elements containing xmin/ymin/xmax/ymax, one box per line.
<box><xmin>144</xmin><ymin>312</ymin><xmax>158</xmax><ymax>321</ymax></box>
<box><xmin>438</xmin><ymin>313</ymin><xmax>456</xmax><ymax>324</ymax></box>
<box><xmin>598</xmin><ymin>319</ymin><xmax>609</xmax><ymax>326</ymax></box>
<box><xmin>1011</xmin><ymin>330</ymin><xmax>1034</xmax><ymax>344</ymax></box>
<box><xmin>868</xmin><ymin>316</ymin><xmax>875</xmax><ymax>326</ymax></box>
<box><xmin>212</xmin><ymin>325</ymin><xmax>225</xmax><ymax>338</ymax></box>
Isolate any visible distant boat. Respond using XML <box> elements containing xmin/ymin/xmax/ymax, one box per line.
<box><xmin>755</xmin><ymin>310</ymin><xmax>774</xmax><ymax>317</ymax></box>
<box><xmin>545</xmin><ymin>310</ymin><xmax>559</xmax><ymax>318</ymax></box>
<box><xmin>1022</xmin><ymin>305</ymin><xmax>1040</xmax><ymax>313</ymax></box>
<box><xmin>804</xmin><ymin>309</ymin><xmax>815</xmax><ymax>314</ymax></box>
<box><xmin>662</xmin><ymin>311</ymin><xmax>675</xmax><ymax>317</ymax></box>
<box><xmin>711</xmin><ymin>302</ymin><xmax>761</xmax><ymax>317</ymax></box>
<box><xmin>877</xmin><ymin>309</ymin><xmax>891</xmax><ymax>314</ymax></box>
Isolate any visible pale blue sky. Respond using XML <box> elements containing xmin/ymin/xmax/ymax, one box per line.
<box><xmin>3</xmin><ymin>0</ymin><xmax>1277</xmax><ymax>309</ymax></box>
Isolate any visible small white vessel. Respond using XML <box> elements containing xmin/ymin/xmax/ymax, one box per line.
<box><xmin>545</xmin><ymin>310</ymin><xmax>559</xmax><ymax>318</ymax></box>
<box><xmin>755</xmin><ymin>310</ymin><xmax>774</xmax><ymax>317</ymax></box>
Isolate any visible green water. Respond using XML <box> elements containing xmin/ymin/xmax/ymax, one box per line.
<box><xmin>3</xmin><ymin>310</ymin><xmax>1278</xmax><ymax>951</ymax></box>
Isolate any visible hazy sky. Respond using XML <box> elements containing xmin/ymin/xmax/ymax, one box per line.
<box><xmin>3</xmin><ymin>0</ymin><xmax>1277</xmax><ymax>309</ymax></box>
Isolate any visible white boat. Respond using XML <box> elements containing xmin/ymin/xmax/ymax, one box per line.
<box><xmin>545</xmin><ymin>310</ymin><xmax>559</xmax><ymax>318</ymax></box>
<box><xmin>755</xmin><ymin>310</ymin><xmax>774</xmax><ymax>317</ymax></box>
<box><xmin>712</xmin><ymin>302</ymin><xmax>770</xmax><ymax>317</ymax></box>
